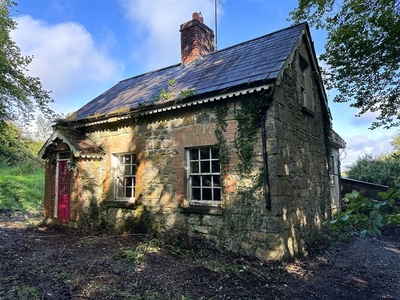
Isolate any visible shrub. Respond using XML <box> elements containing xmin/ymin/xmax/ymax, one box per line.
<box><xmin>325</xmin><ymin>188</ymin><xmax>400</xmax><ymax>237</ymax></box>
<box><xmin>346</xmin><ymin>154</ymin><xmax>400</xmax><ymax>190</ymax></box>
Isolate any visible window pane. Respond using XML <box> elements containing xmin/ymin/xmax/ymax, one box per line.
<box><xmin>126</xmin><ymin>187</ymin><xmax>132</xmax><ymax>198</ymax></box>
<box><xmin>190</xmin><ymin>149</ymin><xmax>199</xmax><ymax>160</ymax></box>
<box><xmin>200</xmin><ymin>148</ymin><xmax>210</xmax><ymax>159</ymax></box>
<box><xmin>191</xmin><ymin>162</ymin><xmax>199</xmax><ymax>173</ymax></box>
<box><xmin>212</xmin><ymin>161</ymin><xmax>220</xmax><ymax>173</ymax></box>
<box><xmin>125</xmin><ymin>165</ymin><xmax>131</xmax><ymax>175</ymax></box>
<box><xmin>211</xmin><ymin>147</ymin><xmax>219</xmax><ymax>159</ymax></box>
<box><xmin>203</xmin><ymin>188</ymin><xmax>212</xmax><ymax>200</ymax></box>
<box><xmin>203</xmin><ymin>175</ymin><xmax>212</xmax><ymax>187</ymax></box>
<box><xmin>201</xmin><ymin>161</ymin><xmax>210</xmax><ymax>173</ymax></box>
<box><xmin>214</xmin><ymin>188</ymin><xmax>221</xmax><ymax>201</ymax></box>
<box><xmin>192</xmin><ymin>188</ymin><xmax>201</xmax><ymax>200</ymax></box>
<box><xmin>192</xmin><ymin>175</ymin><xmax>200</xmax><ymax>186</ymax></box>
<box><xmin>125</xmin><ymin>177</ymin><xmax>133</xmax><ymax>187</ymax></box>
<box><xmin>213</xmin><ymin>175</ymin><xmax>220</xmax><ymax>186</ymax></box>
<box><xmin>124</xmin><ymin>155</ymin><xmax>131</xmax><ymax>164</ymax></box>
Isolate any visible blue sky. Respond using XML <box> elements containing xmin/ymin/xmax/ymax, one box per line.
<box><xmin>10</xmin><ymin>0</ymin><xmax>398</xmax><ymax>168</ymax></box>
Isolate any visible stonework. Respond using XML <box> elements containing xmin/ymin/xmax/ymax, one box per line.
<box><xmin>43</xmin><ymin>42</ymin><xmax>332</xmax><ymax>261</ymax></box>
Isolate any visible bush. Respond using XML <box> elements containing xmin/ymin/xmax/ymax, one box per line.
<box><xmin>325</xmin><ymin>188</ymin><xmax>400</xmax><ymax>237</ymax></box>
<box><xmin>346</xmin><ymin>154</ymin><xmax>400</xmax><ymax>190</ymax></box>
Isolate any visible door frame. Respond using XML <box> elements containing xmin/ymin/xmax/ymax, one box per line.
<box><xmin>55</xmin><ymin>152</ymin><xmax>72</xmax><ymax>223</ymax></box>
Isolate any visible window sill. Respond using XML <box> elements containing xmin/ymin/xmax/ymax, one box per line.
<box><xmin>301</xmin><ymin>106</ymin><xmax>315</xmax><ymax>117</ymax></box>
<box><xmin>104</xmin><ymin>201</ymin><xmax>137</xmax><ymax>209</ymax></box>
<box><xmin>179</xmin><ymin>205</ymin><xmax>223</xmax><ymax>215</ymax></box>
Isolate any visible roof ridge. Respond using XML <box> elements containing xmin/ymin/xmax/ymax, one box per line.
<box><xmin>119</xmin><ymin>22</ymin><xmax>308</xmax><ymax>84</ymax></box>
<box><xmin>206</xmin><ymin>22</ymin><xmax>308</xmax><ymax>57</ymax></box>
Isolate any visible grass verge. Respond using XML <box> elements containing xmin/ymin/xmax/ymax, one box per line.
<box><xmin>0</xmin><ymin>165</ymin><xmax>44</xmax><ymax>214</ymax></box>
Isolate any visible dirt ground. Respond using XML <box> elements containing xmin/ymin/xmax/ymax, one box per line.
<box><xmin>1</xmin><ymin>210</ymin><xmax>399</xmax><ymax>300</ymax></box>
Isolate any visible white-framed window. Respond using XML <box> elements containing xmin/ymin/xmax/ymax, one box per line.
<box><xmin>186</xmin><ymin>147</ymin><xmax>221</xmax><ymax>206</ymax></box>
<box><xmin>114</xmin><ymin>153</ymin><xmax>137</xmax><ymax>201</ymax></box>
<box><xmin>329</xmin><ymin>155</ymin><xmax>336</xmax><ymax>187</ymax></box>
<box><xmin>300</xmin><ymin>55</ymin><xmax>313</xmax><ymax>112</ymax></box>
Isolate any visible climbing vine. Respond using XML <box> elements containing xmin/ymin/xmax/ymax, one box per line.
<box><xmin>214</xmin><ymin>103</ymin><xmax>230</xmax><ymax>172</ymax></box>
<box><xmin>234</xmin><ymin>94</ymin><xmax>266</xmax><ymax>174</ymax></box>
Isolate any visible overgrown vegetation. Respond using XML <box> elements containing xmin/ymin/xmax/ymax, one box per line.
<box><xmin>346</xmin><ymin>154</ymin><xmax>400</xmax><ymax>190</ymax></box>
<box><xmin>325</xmin><ymin>188</ymin><xmax>400</xmax><ymax>237</ymax></box>
<box><xmin>0</xmin><ymin>0</ymin><xmax>53</xmax><ymax>126</ymax></box>
<box><xmin>0</xmin><ymin>165</ymin><xmax>44</xmax><ymax>213</ymax></box>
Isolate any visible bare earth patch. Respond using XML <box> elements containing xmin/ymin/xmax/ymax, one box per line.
<box><xmin>0</xmin><ymin>210</ymin><xmax>399</xmax><ymax>300</ymax></box>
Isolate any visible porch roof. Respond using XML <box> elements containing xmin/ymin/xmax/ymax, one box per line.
<box><xmin>38</xmin><ymin>128</ymin><xmax>105</xmax><ymax>159</ymax></box>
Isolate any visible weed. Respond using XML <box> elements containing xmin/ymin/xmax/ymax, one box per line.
<box><xmin>77</xmin><ymin>237</ymin><xmax>93</xmax><ymax>247</ymax></box>
<box><xmin>121</xmin><ymin>239</ymin><xmax>161</xmax><ymax>264</ymax></box>
<box><xmin>11</xmin><ymin>285</ymin><xmax>41</xmax><ymax>300</ymax></box>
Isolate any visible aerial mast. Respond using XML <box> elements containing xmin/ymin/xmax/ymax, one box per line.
<box><xmin>214</xmin><ymin>0</ymin><xmax>224</xmax><ymax>51</ymax></box>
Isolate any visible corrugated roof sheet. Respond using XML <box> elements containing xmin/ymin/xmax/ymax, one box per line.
<box><xmin>74</xmin><ymin>22</ymin><xmax>307</xmax><ymax>120</ymax></box>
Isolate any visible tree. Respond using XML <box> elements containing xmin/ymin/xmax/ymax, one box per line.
<box><xmin>290</xmin><ymin>0</ymin><xmax>400</xmax><ymax>129</ymax></box>
<box><xmin>0</xmin><ymin>121</ymin><xmax>42</xmax><ymax>166</ymax></box>
<box><xmin>391</xmin><ymin>131</ymin><xmax>400</xmax><ymax>154</ymax></box>
<box><xmin>0</xmin><ymin>0</ymin><xmax>53</xmax><ymax>126</ymax></box>
<box><xmin>346</xmin><ymin>154</ymin><xmax>400</xmax><ymax>190</ymax></box>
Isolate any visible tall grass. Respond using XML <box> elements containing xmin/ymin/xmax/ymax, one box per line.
<box><xmin>0</xmin><ymin>164</ymin><xmax>44</xmax><ymax>214</ymax></box>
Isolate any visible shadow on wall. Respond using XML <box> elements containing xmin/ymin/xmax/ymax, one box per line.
<box><xmin>73</xmin><ymin>103</ymin><xmax>331</xmax><ymax>261</ymax></box>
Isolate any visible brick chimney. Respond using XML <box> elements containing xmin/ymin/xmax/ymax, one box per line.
<box><xmin>180</xmin><ymin>12</ymin><xmax>215</xmax><ymax>66</ymax></box>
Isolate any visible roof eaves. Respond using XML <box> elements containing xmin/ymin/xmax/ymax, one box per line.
<box><xmin>73</xmin><ymin>83</ymin><xmax>274</xmax><ymax>128</ymax></box>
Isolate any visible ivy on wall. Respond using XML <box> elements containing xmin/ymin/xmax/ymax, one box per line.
<box><xmin>234</xmin><ymin>94</ymin><xmax>266</xmax><ymax>174</ymax></box>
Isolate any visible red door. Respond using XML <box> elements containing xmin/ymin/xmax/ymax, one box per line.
<box><xmin>58</xmin><ymin>161</ymin><xmax>71</xmax><ymax>224</ymax></box>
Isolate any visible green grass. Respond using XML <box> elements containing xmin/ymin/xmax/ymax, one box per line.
<box><xmin>0</xmin><ymin>165</ymin><xmax>44</xmax><ymax>214</ymax></box>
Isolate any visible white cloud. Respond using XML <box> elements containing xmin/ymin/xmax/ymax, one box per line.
<box><xmin>11</xmin><ymin>15</ymin><xmax>124</xmax><ymax>111</ymax></box>
<box><xmin>341</xmin><ymin>134</ymin><xmax>394</xmax><ymax>169</ymax></box>
<box><xmin>121</xmin><ymin>0</ymin><xmax>215</xmax><ymax>70</ymax></box>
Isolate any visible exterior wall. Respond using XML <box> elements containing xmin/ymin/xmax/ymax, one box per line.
<box><xmin>262</xmin><ymin>43</ymin><xmax>330</xmax><ymax>258</ymax></box>
<box><xmin>43</xmin><ymin>160</ymin><xmax>56</xmax><ymax>219</ymax></box>
<box><xmin>43</xmin><ymin>40</ymin><xmax>331</xmax><ymax>261</ymax></box>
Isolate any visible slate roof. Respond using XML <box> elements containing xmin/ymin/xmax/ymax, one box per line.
<box><xmin>38</xmin><ymin>128</ymin><xmax>105</xmax><ymax>158</ymax></box>
<box><xmin>74</xmin><ymin>22</ymin><xmax>308</xmax><ymax>121</ymax></box>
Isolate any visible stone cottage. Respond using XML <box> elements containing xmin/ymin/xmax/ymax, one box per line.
<box><xmin>39</xmin><ymin>13</ymin><xmax>346</xmax><ymax>260</ymax></box>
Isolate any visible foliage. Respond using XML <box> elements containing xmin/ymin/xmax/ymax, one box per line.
<box><xmin>0</xmin><ymin>165</ymin><xmax>44</xmax><ymax>213</ymax></box>
<box><xmin>325</xmin><ymin>189</ymin><xmax>400</xmax><ymax>237</ymax></box>
<box><xmin>214</xmin><ymin>103</ymin><xmax>230</xmax><ymax>170</ymax></box>
<box><xmin>119</xmin><ymin>239</ymin><xmax>161</xmax><ymax>264</ymax></box>
<box><xmin>234</xmin><ymin>94</ymin><xmax>265</xmax><ymax>173</ymax></box>
<box><xmin>11</xmin><ymin>285</ymin><xmax>41</xmax><ymax>300</ymax></box>
<box><xmin>0</xmin><ymin>121</ymin><xmax>43</xmax><ymax>167</ymax></box>
<box><xmin>153</xmin><ymin>79</ymin><xmax>175</xmax><ymax>102</ymax></box>
<box><xmin>0</xmin><ymin>0</ymin><xmax>53</xmax><ymax>125</ymax></box>
<box><xmin>391</xmin><ymin>130</ymin><xmax>400</xmax><ymax>154</ymax></box>
<box><xmin>29</xmin><ymin>114</ymin><xmax>53</xmax><ymax>141</ymax></box>
<box><xmin>179</xmin><ymin>88</ymin><xmax>197</xmax><ymax>99</ymax></box>
<box><xmin>346</xmin><ymin>154</ymin><xmax>400</xmax><ymax>190</ymax></box>
<box><xmin>290</xmin><ymin>0</ymin><xmax>400</xmax><ymax>129</ymax></box>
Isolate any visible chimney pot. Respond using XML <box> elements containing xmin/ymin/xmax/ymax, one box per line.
<box><xmin>192</xmin><ymin>12</ymin><xmax>203</xmax><ymax>23</ymax></box>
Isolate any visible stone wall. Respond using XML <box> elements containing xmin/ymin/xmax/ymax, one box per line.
<box><xmin>263</xmin><ymin>43</ymin><xmax>330</xmax><ymax>258</ymax></box>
